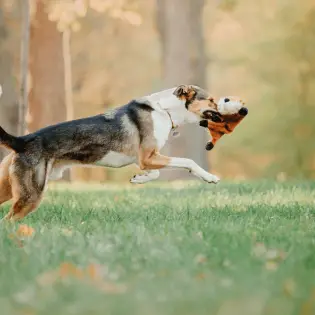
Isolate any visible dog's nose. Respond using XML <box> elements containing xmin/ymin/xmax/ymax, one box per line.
<box><xmin>224</xmin><ymin>98</ymin><xmax>230</xmax><ymax>103</ymax></box>
<box><xmin>238</xmin><ymin>107</ymin><xmax>248</xmax><ymax>116</ymax></box>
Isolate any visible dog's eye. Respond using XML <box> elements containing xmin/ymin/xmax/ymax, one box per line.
<box><xmin>224</xmin><ymin>98</ymin><xmax>230</xmax><ymax>103</ymax></box>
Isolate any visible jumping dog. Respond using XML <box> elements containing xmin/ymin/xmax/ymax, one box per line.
<box><xmin>0</xmin><ymin>85</ymin><xmax>247</xmax><ymax>220</ymax></box>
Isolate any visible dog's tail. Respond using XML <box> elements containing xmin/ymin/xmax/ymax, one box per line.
<box><xmin>0</xmin><ymin>86</ymin><xmax>26</xmax><ymax>153</ymax></box>
<box><xmin>0</xmin><ymin>126</ymin><xmax>26</xmax><ymax>153</ymax></box>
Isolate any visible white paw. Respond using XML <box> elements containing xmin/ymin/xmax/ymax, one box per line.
<box><xmin>203</xmin><ymin>173</ymin><xmax>220</xmax><ymax>184</ymax></box>
<box><xmin>130</xmin><ymin>171</ymin><xmax>160</xmax><ymax>184</ymax></box>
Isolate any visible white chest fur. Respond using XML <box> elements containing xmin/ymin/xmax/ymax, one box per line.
<box><xmin>151</xmin><ymin>110</ymin><xmax>172</xmax><ymax>150</ymax></box>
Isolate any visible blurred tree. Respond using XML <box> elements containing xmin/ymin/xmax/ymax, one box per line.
<box><xmin>26</xmin><ymin>0</ymin><xmax>144</xmax><ymax>182</ymax></box>
<box><xmin>156</xmin><ymin>0</ymin><xmax>208</xmax><ymax>179</ymax></box>
<box><xmin>283</xmin><ymin>8</ymin><xmax>315</xmax><ymax>178</ymax></box>
<box><xmin>247</xmin><ymin>1</ymin><xmax>315</xmax><ymax>178</ymax></box>
<box><xmin>27</xmin><ymin>0</ymin><xmax>67</xmax><ymax>132</ymax></box>
<box><xmin>0</xmin><ymin>5</ymin><xmax>18</xmax><ymax>160</ymax></box>
<box><xmin>18</xmin><ymin>0</ymin><xmax>30</xmax><ymax>136</ymax></box>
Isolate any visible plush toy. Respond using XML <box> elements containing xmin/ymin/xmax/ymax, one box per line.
<box><xmin>199</xmin><ymin>106</ymin><xmax>248</xmax><ymax>151</ymax></box>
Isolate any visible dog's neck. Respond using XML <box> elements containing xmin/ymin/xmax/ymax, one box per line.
<box><xmin>139</xmin><ymin>88</ymin><xmax>200</xmax><ymax>127</ymax></box>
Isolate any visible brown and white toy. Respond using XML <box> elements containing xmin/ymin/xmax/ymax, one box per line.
<box><xmin>199</xmin><ymin>97</ymin><xmax>248</xmax><ymax>150</ymax></box>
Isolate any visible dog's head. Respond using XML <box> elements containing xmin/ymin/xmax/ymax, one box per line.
<box><xmin>173</xmin><ymin>85</ymin><xmax>218</xmax><ymax>116</ymax></box>
<box><xmin>199</xmin><ymin>96</ymin><xmax>248</xmax><ymax>151</ymax></box>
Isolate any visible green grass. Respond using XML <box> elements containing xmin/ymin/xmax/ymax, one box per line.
<box><xmin>1</xmin><ymin>180</ymin><xmax>315</xmax><ymax>315</ymax></box>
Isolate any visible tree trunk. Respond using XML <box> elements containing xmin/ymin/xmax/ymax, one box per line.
<box><xmin>28</xmin><ymin>0</ymin><xmax>69</xmax><ymax>180</ymax></box>
<box><xmin>156</xmin><ymin>0</ymin><xmax>208</xmax><ymax>180</ymax></box>
<box><xmin>18</xmin><ymin>0</ymin><xmax>30</xmax><ymax>136</ymax></box>
<box><xmin>27</xmin><ymin>0</ymin><xmax>67</xmax><ymax>132</ymax></box>
<box><xmin>0</xmin><ymin>7</ymin><xmax>19</xmax><ymax>160</ymax></box>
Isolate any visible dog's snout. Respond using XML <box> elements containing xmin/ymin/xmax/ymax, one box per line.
<box><xmin>238</xmin><ymin>107</ymin><xmax>248</xmax><ymax>116</ymax></box>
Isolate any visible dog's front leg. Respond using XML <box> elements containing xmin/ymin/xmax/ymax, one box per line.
<box><xmin>139</xmin><ymin>149</ymin><xmax>219</xmax><ymax>184</ymax></box>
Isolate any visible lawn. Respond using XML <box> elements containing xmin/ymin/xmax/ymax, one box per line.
<box><xmin>1</xmin><ymin>180</ymin><xmax>315</xmax><ymax>315</ymax></box>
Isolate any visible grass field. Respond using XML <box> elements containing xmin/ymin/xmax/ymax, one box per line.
<box><xmin>1</xmin><ymin>180</ymin><xmax>315</xmax><ymax>315</ymax></box>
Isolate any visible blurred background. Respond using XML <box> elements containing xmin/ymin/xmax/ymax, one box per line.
<box><xmin>0</xmin><ymin>0</ymin><xmax>315</xmax><ymax>182</ymax></box>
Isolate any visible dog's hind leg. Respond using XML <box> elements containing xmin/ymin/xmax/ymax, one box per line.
<box><xmin>4</xmin><ymin>158</ymin><xmax>52</xmax><ymax>221</ymax></box>
<box><xmin>0</xmin><ymin>153</ymin><xmax>14</xmax><ymax>205</ymax></box>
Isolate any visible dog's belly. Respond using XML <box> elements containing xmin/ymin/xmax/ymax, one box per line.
<box><xmin>94</xmin><ymin>151</ymin><xmax>136</xmax><ymax>168</ymax></box>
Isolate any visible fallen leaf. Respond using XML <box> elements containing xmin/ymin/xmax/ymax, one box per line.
<box><xmin>59</xmin><ymin>262</ymin><xmax>84</xmax><ymax>279</ymax></box>
<box><xmin>17</xmin><ymin>225</ymin><xmax>35</xmax><ymax>237</ymax></box>
<box><xmin>36</xmin><ymin>262</ymin><xmax>126</xmax><ymax>294</ymax></box>
<box><xmin>86</xmin><ymin>263</ymin><xmax>102</xmax><ymax>281</ymax></box>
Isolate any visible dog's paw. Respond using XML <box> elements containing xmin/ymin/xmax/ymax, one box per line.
<box><xmin>130</xmin><ymin>171</ymin><xmax>160</xmax><ymax>184</ymax></box>
<box><xmin>203</xmin><ymin>173</ymin><xmax>220</xmax><ymax>184</ymax></box>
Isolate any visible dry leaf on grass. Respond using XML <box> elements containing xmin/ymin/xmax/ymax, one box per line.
<box><xmin>17</xmin><ymin>225</ymin><xmax>35</xmax><ymax>237</ymax></box>
<box><xmin>8</xmin><ymin>225</ymin><xmax>35</xmax><ymax>248</ymax></box>
<box><xmin>36</xmin><ymin>262</ymin><xmax>126</xmax><ymax>294</ymax></box>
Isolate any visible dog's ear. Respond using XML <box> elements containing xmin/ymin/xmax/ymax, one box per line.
<box><xmin>173</xmin><ymin>85</ymin><xmax>196</xmax><ymax>101</ymax></box>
